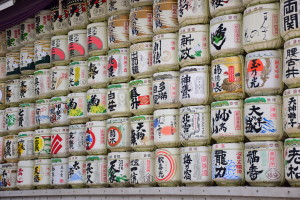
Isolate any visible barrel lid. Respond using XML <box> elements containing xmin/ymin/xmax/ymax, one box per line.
<box><xmin>154</xmin><ymin>108</ymin><xmax>179</xmax><ymax>116</ymax></box>
<box><xmin>130</xmin><ymin>115</ymin><xmax>153</xmax><ymax>122</ymax></box>
<box><xmin>212</xmin><ymin>55</ymin><xmax>243</xmax><ymax>65</ymax></box>
<box><xmin>51</xmin><ymin>35</ymin><xmax>68</xmax><ymax>40</ymax></box>
<box><xmin>67</xmin><ymin>92</ymin><xmax>86</xmax><ymax>97</ymax></box>
<box><xmin>131</xmin><ymin>5</ymin><xmax>153</xmax><ymax>12</ymax></box>
<box><xmin>180</xmin><ymin>65</ymin><xmax>209</xmax><ymax>73</ymax></box>
<box><xmin>153</xmin><ymin>33</ymin><xmax>177</xmax><ymax>40</ymax></box>
<box><xmin>18</xmin><ymin>160</ymin><xmax>35</xmax><ymax>167</ymax></box>
<box><xmin>283</xmin><ymin>88</ymin><xmax>300</xmax><ymax>97</ymax></box>
<box><xmin>130</xmin><ymin>151</ymin><xmax>155</xmax><ymax>159</ymax></box>
<box><xmin>86</xmin><ymin>120</ymin><xmax>106</xmax><ymax>127</ymax></box>
<box><xmin>180</xmin><ymin>105</ymin><xmax>210</xmax><ymax>113</ymax></box>
<box><xmin>108</xmin><ymin>48</ymin><xmax>129</xmax><ymax>55</ymax></box>
<box><xmin>18</xmin><ymin>131</ymin><xmax>34</xmax><ymax>137</ymax></box>
<box><xmin>68</xmin><ymin>29</ymin><xmax>87</xmax><ymax>35</ymax></box>
<box><xmin>4</xmin><ymin>135</ymin><xmax>18</xmax><ymax>139</ymax></box>
<box><xmin>156</xmin><ymin>148</ymin><xmax>180</xmax><ymax>155</ymax></box>
<box><xmin>52</xmin><ymin>157</ymin><xmax>68</xmax><ymax>163</ymax></box>
<box><xmin>70</xmin><ymin>61</ymin><xmax>88</xmax><ymax>66</ymax></box>
<box><xmin>179</xmin><ymin>24</ymin><xmax>209</xmax><ymax>34</ymax></box>
<box><xmin>129</xmin><ymin>78</ymin><xmax>152</xmax><ymax>87</ymax></box>
<box><xmin>86</xmin><ymin>155</ymin><xmax>107</xmax><ymax>161</ymax></box>
<box><xmin>284</xmin><ymin>38</ymin><xmax>300</xmax><ymax>49</ymax></box>
<box><xmin>69</xmin><ymin>124</ymin><xmax>86</xmax><ymax>129</ymax></box>
<box><xmin>107</xmin><ymin>117</ymin><xmax>130</xmax><ymax>124</ymax></box>
<box><xmin>87</xmin><ymin>55</ymin><xmax>107</xmax><ymax>62</ymax></box>
<box><xmin>108</xmin><ymin>83</ymin><xmax>129</xmax><ymax>89</ymax></box>
<box><xmin>35</xmin><ymin>128</ymin><xmax>51</xmax><ymax>134</ymax></box>
<box><xmin>50</xmin><ymin>96</ymin><xmax>68</xmax><ymax>102</ymax></box>
<box><xmin>245</xmin><ymin>141</ymin><xmax>283</xmax><ymax>150</ymax></box>
<box><xmin>244</xmin><ymin>96</ymin><xmax>282</xmax><ymax>104</ymax></box>
<box><xmin>36</xmin><ymin>99</ymin><xmax>50</xmax><ymax>104</ymax></box>
<box><xmin>2</xmin><ymin>163</ymin><xmax>18</xmax><ymax>168</ymax></box>
<box><xmin>87</xmin><ymin>88</ymin><xmax>107</xmax><ymax>94</ymax></box>
<box><xmin>20</xmin><ymin>75</ymin><xmax>34</xmax><ymax>79</ymax></box>
<box><xmin>51</xmin><ymin>126</ymin><xmax>69</xmax><ymax>134</ymax></box>
<box><xmin>210</xmin><ymin>13</ymin><xmax>242</xmax><ymax>25</ymax></box>
<box><xmin>5</xmin><ymin>107</ymin><xmax>19</xmax><ymax>112</ymax></box>
<box><xmin>213</xmin><ymin>142</ymin><xmax>244</xmax><ymax>150</ymax></box>
<box><xmin>51</xmin><ymin>65</ymin><xmax>69</xmax><ymax>70</ymax></box>
<box><xmin>153</xmin><ymin>71</ymin><xmax>179</xmax><ymax>79</ymax></box>
<box><xmin>6</xmin><ymin>79</ymin><xmax>20</xmax><ymax>84</ymax></box>
<box><xmin>87</xmin><ymin>22</ymin><xmax>107</xmax><ymax>28</ymax></box>
<box><xmin>108</xmin><ymin>152</ymin><xmax>130</xmax><ymax>158</ymax></box>
<box><xmin>246</xmin><ymin>50</ymin><xmax>282</xmax><ymax>60</ymax></box>
<box><xmin>69</xmin><ymin>156</ymin><xmax>86</xmax><ymax>161</ymax></box>
<box><xmin>35</xmin><ymin>158</ymin><xmax>52</xmax><ymax>165</ymax></box>
<box><xmin>130</xmin><ymin>42</ymin><xmax>152</xmax><ymax>51</ymax></box>
<box><xmin>180</xmin><ymin>146</ymin><xmax>211</xmax><ymax>153</ymax></box>
<box><xmin>19</xmin><ymin>103</ymin><xmax>35</xmax><ymax>107</ymax></box>
<box><xmin>34</xmin><ymin>69</ymin><xmax>51</xmax><ymax>75</ymax></box>
<box><xmin>20</xmin><ymin>46</ymin><xmax>34</xmax><ymax>50</ymax></box>
<box><xmin>244</xmin><ymin>3</ymin><xmax>279</xmax><ymax>15</ymax></box>
<box><xmin>108</xmin><ymin>14</ymin><xmax>129</xmax><ymax>21</ymax></box>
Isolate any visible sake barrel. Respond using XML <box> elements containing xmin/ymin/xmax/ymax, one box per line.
<box><xmin>6</xmin><ymin>51</ymin><xmax>21</xmax><ymax>79</ymax></box>
<box><xmin>153</xmin><ymin>71</ymin><xmax>180</xmax><ymax>109</ymax></box>
<box><xmin>212</xmin><ymin>143</ymin><xmax>244</xmax><ymax>186</ymax></box>
<box><xmin>51</xmin><ymin>35</ymin><xmax>70</xmax><ymax>66</ymax></box>
<box><xmin>179</xmin><ymin>106</ymin><xmax>211</xmax><ymax>146</ymax></box>
<box><xmin>0</xmin><ymin>137</ymin><xmax>3</xmax><ymax>163</ymax></box>
<box><xmin>177</xmin><ymin>0</ymin><xmax>210</xmax><ymax>26</ymax></box>
<box><xmin>68</xmin><ymin>29</ymin><xmax>89</xmax><ymax>61</ymax></box>
<box><xmin>280</xmin><ymin>0</ymin><xmax>300</xmax><ymax>41</ymax></box>
<box><xmin>283</xmin><ymin>88</ymin><xmax>300</xmax><ymax>137</ymax></box>
<box><xmin>107</xmin><ymin>48</ymin><xmax>131</xmax><ymax>84</ymax></box>
<box><xmin>211</xmin><ymin>100</ymin><xmax>244</xmax><ymax>143</ymax></box>
<box><xmin>85</xmin><ymin>121</ymin><xmax>107</xmax><ymax>155</ymax></box>
<box><xmin>152</xmin><ymin>33</ymin><xmax>179</xmax><ymax>72</ymax></box>
<box><xmin>1</xmin><ymin>163</ymin><xmax>18</xmax><ymax>190</ymax></box>
<box><xmin>284</xmin><ymin>138</ymin><xmax>300</xmax><ymax>186</ymax></box>
<box><xmin>130</xmin><ymin>115</ymin><xmax>155</xmax><ymax>151</ymax></box>
<box><xmin>51</xmin><ymin>1</ymin><xmax>69</xmax><ymax>35</ymax></box>
<box><xmin>153</xmin><ymin>0</ymin><xmax>179</xmax><ymax>34</ymax></box>
<box><xmin>50</xmin><ymin>66</ymin><xmax>69</xmax><ymax>96</ymax></box>
<box><xmin>178</xmin><ymin>24</ymin><xmax>210</xmax><ymax>67</ymax></box>
<box><xmin>209</xmin><ymin>0</ymin><xmax>244</xmax><ymax>17</ymax></box>
<box><xmin>244</xmin><ymin>96</ymin><xmax>283</xmax><ymax>141</ymax></box>
<box><xmin>6</xmin><ymin>25</ymin><xmax>21</xmax><ymax>51</ymax></box>
<box><xmin>107</xmin><ymin>83</ymin><xmax>131</xmax><ymax>117</ymax></box>
<box><xmin>108</xmin><ymin>14</ymin><xmax>130</xmax><ymax>49</ymax></box>
<box><xmin>87</xmin><ymin>22</ymin><xmax>108</xmax><ymax>56</ymax></box>
<box><xmin>4</xmin><ymin>135</ymin><xmax>18</xmax><ymax>163</ymax></box>
<box><xmin>210</xmin><ymin>14</ymin><xmax>243</xmax><ymax>58</ymax></box>
<box><xmin>50</xmin><ymin>96</ymin><xmax>70</xmax><ymax>126</ymax></box>
<box><xmin>87</xmin><ymin>0</ymin><xmax>108</xmax><ymax>22</ymax></box>
<box><xmin>130</xmin><ymin>152</ymin><xmax>156</xmax><ymax>187</ymax></box>
<box><xmin>35</xmin><ymin>10</ymin><xmax>53</xmax><ymax>39</ymax></box>
<box><xmin>69</xmin><ymin>61</ymin><xmax>89</xmax><ymax>92</ymax></box>
<box><xmin>51</xmin><ymin>158</ymin><xmax>69</xmax><ymax>188</ymax></box>
<box><xmin>130</xmin><ymin>42</ymin><xmax>154</xmax><ymax>79</ymax></box>
<box><xmin>35</xmin><ymin>99</ymin><xmax>51</xmax><ymax>128</ymax></box>
<box><xmin>19</xmin><ymin>75</ymin><xmax>35</xmax><ymax>103</ymax></box>
<box><xmin>180</xmin><ymin>146</ymin><xmax>212</xmax><ymax>186</ymax></box>
<box><xmin>69</xmin><ymin>124</ymin><xmax>86</xmax><ymax>156</ymax></box>
<box><xmin>129</xmin><ymin>6</ymin><xmax>154</xmax><ymax>44</ymax></box>
<box><xmin>34</xmin><ymin>129</ymin><xmax>51</xmax><ymax>158</ymax></box>
<box><xmin>5</xmin><ymin>107</ymin><xmax>19</xmax><ymax>134</ymax></box>
<box><xmin>20</xmin><ymin>18</ymin><xmax>36</xmax><ymax>46</ymax></box>
<box><xmin>34</xmin><ymin>69</ymin><xmax>52</xmax><ymax>99</ymax></box>
<box><xmin>51</xmin><ymin>127</ymin><xmax>70</xmax><ymax>158</ymax></box>
<box><xmin>154</xmin><ymin>109</ymin><xmax>180</xmax><ymax>148</ymax></box>
<box><xmin>0</xmin><ymin>57</ymin><xmax>6</xmax><ymax>82</ymax></box>
<box><xmin>155</xmin><ymin>148</ymin><xmax>181</xmax><ymax>186</ymax></box>
<box><xmin>0</xmin><ymin>32</ymin><xmax>7</xmax><ymax>56</ymax></box>
<box><xmin>179</xmin><ymin>66</ymin><xmax>211</xmax><ymax>106</ymax></box>
<box><xmin>18</xmin><ymin>103</ymin><xmax>37</xmax><ymax>131</ymax></box>
<box><xmin>245</xmin><ymin>50</ymin><xmax>283</xmax><ymax>96</ymax></box>
<box><xmin>244</xmin><ymin>141</ymin><xmax>284</xmax><ymax>186</ymax></box>
<box><xmin>107</xmin><ymin>117</ymin><xmax>131</xmax><ymax>152</ymax></box>
<box><xmin>17</xmin><ymin>131</ymin><xmax>35</xmax><ymax>160</ymax></box>
<box><xmin>87</xmin><ymin>89</ymin><xmax>108</xmax><ymax>121</ymax></box>
<box><xmin>0</xmin><ymin>83</ymin><xmax>5</xmax><ymax>109</ymax></box>
<box><xmin>129</xmin><ymin>78</ymin><xmax>154</xmax><ymax>115</ymax></box>
<box><xmin>34</xmin><ymin>39</ymin><xmax>52</xmax><ymax>69</ymax></box>
<box><xmin>107</xmin><ymin>152</ymin><xmax>131</xmax><ymax>187</ymax></box>
<box><xmin>68</xmin><ymin>155</ymin><xmax>86</xmax><ymax>188</ymax></box>
<box><xmin>20</xmin><ymin>46</ymin><xmax>35</xmax><ymax>74</ymax></box>
<box><xmin>87</xmin><ymin>56</ymin><xmax>108</xmax><ymax>88</ymax></box>
<box><xmin>243</xmin><ymin>0</ymin><xmax>278</xmax><ymax>7</ymax></box>
<box><xmin>16</xmin><ymin>160</ymin><xmax>34</xmax><ymax>190</ymax></box>
<box><xmin>211</xmin><ymin>55</ymin><xmax>245</xmax><ymax>101</ymax></box>
<box><xmin>243</xmin><ymin>3</ymin><xmax>282</xmax><ymax>53</ymax></box>
<box><xmin>33</xmin><ymin>159</ymin><xmax>52</xmax><ymax>189</ymax></box>
<box><xmin>67</xmin><ymin>0</ymin><xmax>89</xmax><ymax>30</ymax></box>
<box><xmin>67</xmin><ymin>92</ymin><xmax>88</xmax><ymax>124</ymax></box>
<box><xmin>107</xmin><ymin>0</ymin><xmax>130</xmax><ymax>16</ymax></box>
<box><xmin>0</xmin><ymin>110</ymin><xmax>6</xmax><ymax>136</ymax></box>
<box><xmin>6</xmin><ymin>79</ymin><xmax>20</xmax><ymax>107</ymax></box>
<box><xmin>86</xmin><ymin>155</ymin><xmax>108</xmax><ymax>187</ymax></box>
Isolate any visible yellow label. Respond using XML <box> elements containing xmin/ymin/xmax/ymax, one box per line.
<box><xmin>74</xmin><ymin>67</ymin><xmax>80</xmax><ymax>83</ymax></box>
<box><xmin>34</xmin><ymin>136</ymin><xmax>45</xmax><ymax>153</ymax></box>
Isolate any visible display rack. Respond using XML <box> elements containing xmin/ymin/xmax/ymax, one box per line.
<box><xmin>1</xmin><ymin>187</ymin><xmax>300</xmax><ymax>200</ymax></box>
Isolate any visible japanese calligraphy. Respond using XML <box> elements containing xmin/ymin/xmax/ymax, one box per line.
<box><xmin>183</xmin><ymin>153</ymin><xmax>192</xmax><ymax>180</ymax></box>
<box><xmin>180</xmin><ymin>34</ymin><xmax>195</xmax><ymax>61</ymax></box>
<box><xmin>212</xmin><ymin>109</ymin><xmax>232</xmax><ymax>134</ymax></box>
<box><xmin>130</xmin><ymin>87</ymin><xmax>140</xmax><ymax>110</ymax></box>
<box><xmin>20</xmin><ymin>80</ymin><xmax>27</xmax><ymax>98</ymax></box>
<box><xmin>287</xmin><ymin>147</ymin><xmax>300</xmax><ymax>179</ymax></box>
<box><xmin>211</xmin><ymin>23</ymin><xmax>227</xmax><ymax>50</ymax></box>
<box><xmin>130</xmin><ymin>159</ymin><xmax>139</xmax><ymax>184</ymax></box>
<box><xmin>131</xmin><ymin>13</ymin><xmax>138</xmax><ymax>35</ymax></box>
<box><xmin>287</xmin><ymin>97</ymin><xmax>297</xmax><ymax>128</ymax></box>
<box><xmin>246</xmin><ymin>150</ymin><xmax>263</xmax><ymax>180</ymax></box>
<box><xmin>212</xmin><ymin>64</ymin><xmax>223</xmax><ymax>92</ymax></box>
<box><xmin>154</xmin><ymin>5</ymin><xmax>163</xmax><ymax>28</ymax></box>
<box><xmin>88</xmin><ymin>62</ymin><xmax>98</xmax><ymax>80</ymax></box>
<box><xmin>86</xmin><ymin>162</ymin><xmax>94</xmax><ymax>184</ymax></box>
<box><xmin>214</xmin><ymin>150</ymin><xmax>227</xmax><ymax>178</ymax></box>
<box><xmin>107</xmin><ymin>91</ymin><xmax>117</xmax><ymax>112</ymax></box>
<box><xmin>181</xmin><ymin>74</ymin><xmax>191</xmax><ymax>99</ymax></box>
<box><xmin>178</xmin><ymin>0</ymin><xmax>188</xmax><ymax>17</ymax></box>
<box><xmin>245</xmin><ymin>105</ymin><xmax>267</xmax><ymax>133</ymax></box>
<box><xmin>153</xmin><ymin>40</ymin><xmax>161</xmax><ymax>65</ymax></box>
<box><xmin>285</xmin><ymin>47</ymin><xmax>300</xmax><ymax>79</ymax></box>
<box><xmin>131</xmin><ymin>51</ymin><xmax>139</xmax><ymax>75</ymax></box>
<box><xmin>153</xmin><ymin>81</ymin><xmax>168</xmax><ymax>104</ymax></box>
<box><xmin>283</xmin><ymin>0</ymin><xmax>299</xmax><ymax>31</ymax></box>
<box><xmin>211</xmin><ymin>0</ymin><xmax>230</xmax><ymax>9</ymax></box>
<box><xmin>131</xmin><ymin>122</ymin><xmax>146</xmax><ymax>146</ymax></box>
